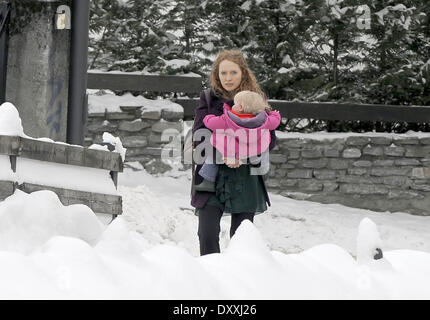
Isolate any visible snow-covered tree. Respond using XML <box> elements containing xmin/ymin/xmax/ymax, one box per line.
<box><xmin>87</xmin><ymin>0</ymin><xmax>430</xmax><ymax>132</ymax></box>
<box><xmin>359</xmin><ymin>0</ymin><xmax>428</xmax><ymax>106</ymax></box>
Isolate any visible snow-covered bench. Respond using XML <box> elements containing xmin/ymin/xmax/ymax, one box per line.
<box><xmin>0</xmin><ymin>134</ymin><xmax>123</xmax><ymax>218</ymax></box>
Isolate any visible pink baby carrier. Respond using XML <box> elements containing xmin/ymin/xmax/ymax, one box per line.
<box><xmin>203</xmin><ymin>103</ymin><xmax>281</xmax><ymax>159</ymax></box>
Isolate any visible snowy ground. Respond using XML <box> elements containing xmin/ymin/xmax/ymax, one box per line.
<box><xmin>2</xmin><ymin>101</ymin><xmax>430</xmax><ymax>299</ymax></box>
<box><xmin>119</xmin><ymin>164</ymin><xmax>430</xmax><ymax>258</ymax></box>
<box><xmin>1</xmin><ymin>164</ymin><xmax>430</xmax><ymax>299</ymax></box>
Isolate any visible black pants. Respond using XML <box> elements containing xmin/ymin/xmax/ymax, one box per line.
<box><xmin>198</xmin><ymin>204</ymin><xmax>255</xmax><ymax>256</ymax></box>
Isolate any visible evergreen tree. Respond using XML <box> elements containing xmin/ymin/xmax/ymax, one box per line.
<box><xmin>161</xmin><ymin>0</ymin><xmax>212</xmax><ymax>77</ymax></box>
<box><xmin>359</xmin><ymin>0</ymin><xmax>427</xmax><ymax>105</ymax></box>
<box><xmin>89</xmin><ymin>0</ymin><xmax>129</xmax><ymax>70</ymax></box>
<box><xmin>87</xmin><ymin>0</ymin><xmax>430</xmax><ymax>132</ymax></box>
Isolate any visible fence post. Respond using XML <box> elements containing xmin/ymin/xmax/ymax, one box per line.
<box><xmin>66</xmin><ymin>0</ymin><xmax>90</xmax><ymax>146</ymax></box>
<box><xmin>0</xmin><ymin>1</ymin><xmax>10</xmax><ymax>104</ymax></box>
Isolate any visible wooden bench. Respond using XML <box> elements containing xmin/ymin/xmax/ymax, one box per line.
<box><xmin>0</xmin><ymin>135</ymin><xmax>123</xmax><ymax>218</ymax></box>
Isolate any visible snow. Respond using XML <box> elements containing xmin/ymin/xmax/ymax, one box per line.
<box><xmin>1</xmin><ymin>155</ymin><xmax>118</xmax><ymax>197</ymax></box>
<box><xmin>282</xmin><ymin>54</ymin><xmax>294</xmax><ymax>66</ymax></box>
<box><xmin>102</xmin><ymin>132</ymin><xmax>127</xmax><ymax>162</ymax></box>
<box><xmin>0</xmin><ymin>102</ymin><xmax>120</xmax><ymax>196</ymax></box>
<box><xmin>375</xmin><ymin>5</ymin><xmax>411</xmax><ymax>28</ymax></box>
<box><xmin>1</xmin><ymin>149</ymin><xmax>430</xmax><ymax>299</ymax></box>
<box><xmin>2</xmin><ymin>103</ymin><xmax>430</xmax><ymax>299</ymax></box>
<box><xmin>391</xmin><ymin>4</ymin><xmax>407</xmax><ymax>12</ymax></box>
<box><xmin>202</xmin><ymin>42</ymin><xmax>214</xmax><ymax>52</ymax></box>
<box><xmin>15</xmin><ymin>158</ymin><xmax>119</xmax><ymax>196</ymax></box>
<box><xmin>278</xmin><ymin>66</ymin><xmax>296</xmax><ymax>74</ymax></box>
<box><xmin>278</xmin><ymin>67</ymin><xmax>289</xmax><ymax>74</ymax></box>
<box><xmin>1</xmin><ymin>171</ymin><xmax>430</xmax><ymax>299</ymax></box>
<box><xmin>0</xmin><ymin>102</ymin><xmax>26</xmax><ymax>137</ymax></box>
<box><xmin>179</xmin><ymin>72</ymin><xmax>202</xmax><ymax>78</ymax></box>
<box><xmin>356</xmin><ymin>218</ymin><xmax>383</xmax><ymax>265</ymax></box>
<box><xmin>0</xmin><ymin>190</ymin><xmax>104</xmax><ymax>254</ymax></box>
<box><xmin>240</xmin><ymin>1</ymin><xmax>252</xmax><ymax>11</ymax></box>
<box><xmin>161</xmin><ymin>58</ymin><xmax>190</xmax><ymax>69</ymax></box>
<box><xmin>88</xmin><ymin>144</ymin><xmax>109</xmax><ymax>152</ymax></box>
<box><xmin>87</xmin><ymin>89</ymin><xmax>184</xmax><ymax>114</ymax></box>
<box><xmin>88</xmin><ymin>91</ymin><xmax>144</xmax><ymax>113</ymax></box>
<box><xmin>112</xmin><ymin>58</ymin><xmax>139</xmax><ymax>66</ymax></box>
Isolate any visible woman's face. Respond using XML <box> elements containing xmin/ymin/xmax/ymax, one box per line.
<box><xmin>219</xmin><ymin>60</ymin><xmax>242</xmax><ymax>92</ymax></box>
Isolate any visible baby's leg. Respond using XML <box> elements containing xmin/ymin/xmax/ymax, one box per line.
<box><xmin>198</xmin><ymin>162</ymin><xmax>218</xmax><ymax>182</ymax></box>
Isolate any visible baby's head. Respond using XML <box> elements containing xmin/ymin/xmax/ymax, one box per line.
<box><xmin>232</xmin><ymin>90</ymin><xmax>269</xmax><ymax>115</ymax></box>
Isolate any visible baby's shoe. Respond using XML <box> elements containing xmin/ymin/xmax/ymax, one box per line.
<box><xmin>195</xmin><ymin>179</ymin><xmax>215</xmax><ymax>192</ymax></box>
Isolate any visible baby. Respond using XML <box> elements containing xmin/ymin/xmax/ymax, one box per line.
<box><xmin>195</xmin><ymin>90</ymin><xmax>281</xmax><ymax>192</ymax></box>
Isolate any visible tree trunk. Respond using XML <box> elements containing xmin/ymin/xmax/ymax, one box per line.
<box><xmin>333</xmin><ymin>31</ymin><xmax>339</xmax><ymax>86</ymax></box>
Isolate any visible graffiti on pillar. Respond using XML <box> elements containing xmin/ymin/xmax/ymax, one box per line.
<box><xmin>55</xmin><ymin>5</ymin><xmax>71</xmax><ymax>30</ymax></box>
<box><xmin>46</xmin><ymin>47</ymin><xmax>63</xmax><ymax>137</ymax></box>
<box><xmin>47</xmin><ymin>78</ymin><xmax>63</xmax><ymax>136</ymax></box>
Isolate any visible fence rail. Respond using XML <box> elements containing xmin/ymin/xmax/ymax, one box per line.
<box><xmin>87</xmin><ymin>72</ymin><xmax>430</xmax><ymax>123</ymax></box>
<box><xmin>173</xmin><ymin>98</ymin><xmax>430</xmax><ymax>122</ymax></box>
<box><xmin>87</xmin><ymin>71</ymin><xmax>202</xmax><ymax>94</ymax></box>
<box><xmin>0</xmin><ymin>135</ymin><xmax>123</xmax><ymax>217</ymax></box>
<box><xmin>267</xmin><ymin>101</ymin><xmax>430</xmax><ymax>123</ymax></box>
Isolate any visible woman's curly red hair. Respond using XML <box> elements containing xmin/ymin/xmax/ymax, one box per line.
<box><xmin>210</xmin><ymin>50</ymin><xmax>266</xmax><ymax>102</ymax></box>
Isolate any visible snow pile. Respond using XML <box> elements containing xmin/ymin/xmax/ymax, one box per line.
<box><xmin>0</xmin><ymin>188</ymin><xmax>430</xmax><ymax>298</ymax></box>
<box><xmin>88</xmin><ymin>132</ymin><xmax>126</xmax><ymax>164</ymax></box>
<box><xmin>0</xmin><ymin>190</ymin><xmax>104</xmax><ymax>254</ymax></box>
<box><xmin>103</xmin><ymin>132</ymin><xmax>127</xmax><ymax>162</ymax></box>
<box><xmin>161</xmin><ymin>58</ymin><xmax>190</xmax><ymax>69</ymax></box>
<box><xmin>356</xmin><ymin>218</ymin><xmax>383</xmax><ymax>264</ymax></box>
<box><xmin>0</xmin><ymin>155</ymin><xmax>15</xmax><ymax>181</ymax></box>
<box><xmin>0</xmin><ymin>102</ymin><xmax>25</xmax><ymax>137</ymax></box>
<box><xmin>87</xmin><ymin>89</ymin><xmax>184</xmax><ymax>114</ymax></box>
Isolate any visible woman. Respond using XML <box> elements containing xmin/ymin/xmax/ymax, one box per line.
<box><xmin>191</xmin><ymin>50</ymin><xmax>277</xmax><ymax>256</ymax></box>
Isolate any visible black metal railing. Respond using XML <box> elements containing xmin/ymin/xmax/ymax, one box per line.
<box><xmin>0</xmin><ymin>1</ymin><xmax>11</xmax><ymax>104</ymax></box>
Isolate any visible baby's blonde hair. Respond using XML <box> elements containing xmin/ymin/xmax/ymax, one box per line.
<box><xmin>234</xmin><ymin>90</ymin><xmax>269</xmax><ymax>114</ymax></box>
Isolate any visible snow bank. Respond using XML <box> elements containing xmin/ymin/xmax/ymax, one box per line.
<box><xmin>0</xmin><ymin>188</ymin><xmax>430</xmax><ymax>299</ymax></box>
<box><xmin>0</xmin><ymin>102</ymin><xmax>25</xmax><ymax>137</ymax></box>
<box><xmin>357</xmin><ymin>218</ymin><xmax>383</xmax><ymax>264</ymax></box>
<box><xmin>0</xmin><ymin>190</ymin><xmax>104</xmax><ymax>254</ymax></box>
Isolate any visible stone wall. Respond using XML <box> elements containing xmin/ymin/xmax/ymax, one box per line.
<box><xmin>84</xmin><ymin>106</ymin><xmax>186</xmax><ymax>174</ymax></box>
<box><xmin>268</xmin><ymin>134</ymin><xmax>430</xmax><ymax>216</ymax></box>
<box><xmin>85</xmin><ymin>109</ymin><xmax>430</xmax><ymax>215</ymax></box>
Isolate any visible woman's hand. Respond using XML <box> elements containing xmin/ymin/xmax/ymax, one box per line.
<box><xmin>224</xmin><ymin>157</ymin><xmax>242</xmax><ymax>168</ymax></box>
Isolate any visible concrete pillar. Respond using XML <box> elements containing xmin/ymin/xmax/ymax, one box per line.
<box><xmin>5</xmin><ymin>0</ymin><xmax>72</xmax><ymax>141</ymax></box>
